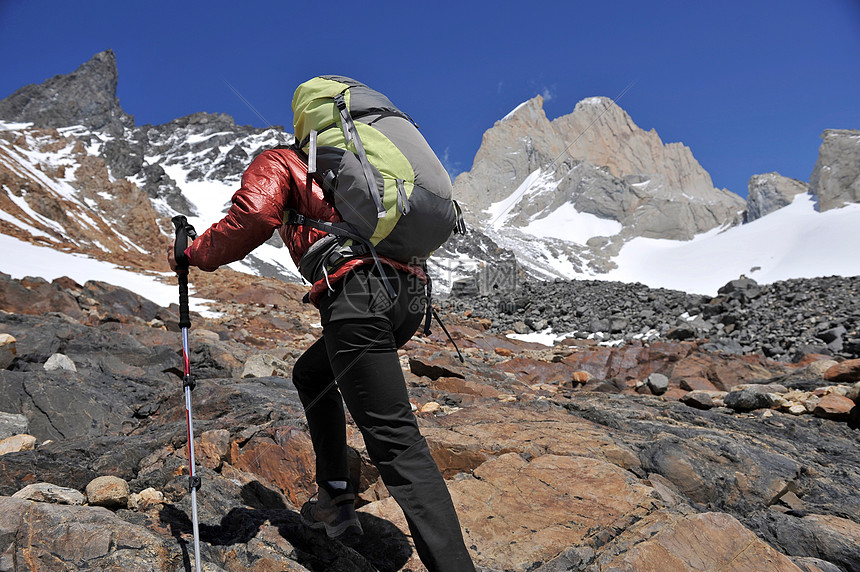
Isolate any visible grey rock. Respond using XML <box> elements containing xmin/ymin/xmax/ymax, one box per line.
<box><xmin>0</xmin><ymin>334</ymin><xmax>15</xmax><ymax>369</ymax></box>
<box><xmin>512</xmin><ymin>321</ymin><xmax>530</xmax><ymax>335</ymax></box>
<box><xmin>0</xmin><ymin>412</ymin><xmax>27</xmax><ymax>440</ymax></box>
<box><xmin>790</xmin><ymin>557</ymin><xmax>842</xmax><ymax>572</ymax></box>
<box><xmin>646</xmin><ymin>373</ymin><xmax>669</xmax><ymax>395</ymax></box>
<box><xmin>451</xmin><ymin>95</ymin><xmax>745</xmax><ymax>278</ymax></box>
<box><xmin>748</xmin><ymin>510</ymin><xmax>860</xmax><ymax>572</ymax></box>
<box><xmin>718</xmin><ymin>276</ymin><xmax>760</xmax><ymax>297</ymax></box>
<box><xmin>44</xmin><ymin>353</ymin><xmax>76</xmax><ymax>372</ymax></box>
<box><xmin>724</xmin><ymin>387</ymin><xmax>782</xmax><ymax>411</ymax></box>
<box><xmin>12</xmin><ymin>482</ymin><xmax>86</xmax><ymax>505</ymax></box>
<box><xmin>701</xmin><ymin>338</ymin><xmax>745</xmax><ymax>355</ymax></box>
<box><xmin>0</xmin><ymin>497</ymin><xmax>174</xmax><ymax>568</ymax></box>
<box><xmin>240</xmin><ymin>353</ymin><xmax>291</xmax><ymax>379</ymax></box>
<box><xmin>743</xmin><ymin>173</ymin><xmax>809</xmax><ymax>222</ymax></box>
<box><xmin>809</xmin><ymin>129</ymin><xmax>860</xmax><ymax>212</ymax></box>
<box><xmin>817</xmin><ymin>325</ymin><xmax>846</xmax><ymax>345</ymax></box>
<box><xmin>102</xmin><ymin>138</ymin><xmax>146</xmax><ymax>179</ymax></box>
<box><xmin>638</xmin><ymin>430</ymin><xmax>800</xmax><ymax>516</ymax></box>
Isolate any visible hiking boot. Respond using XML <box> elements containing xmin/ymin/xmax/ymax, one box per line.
<box><xmin>300</xmin><ymin>482</ymin><xmax>363</xmax><ymax>542</ymax></box>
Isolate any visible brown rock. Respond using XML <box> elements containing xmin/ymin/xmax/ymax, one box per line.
<box><xmin>85</xmin><ymin>476</ymin><xmax>129</xmax><ymax>510</ymax></box>
<box><xmin>813</xmin><ymin>393</ymin><xmax>856</xmax><ymax>421</ymax></box>
<box><xmin>230</xmin><ymin>426</ymin><xmax>316</xmax><ymax>505</ymax></box>
<box><xmin>502</xmin><ymin>356</ymin><xmax>582</xmax><ymax>385</ymax></box>
<box><xmin>420</xmin><ymin>401</ymin><xmax>442</xmax><ymax>415</ymax></box>
<box><xmin>680</xmin><ymin>390</ymin><xmax>715</xmax><ymax>410</ymax></box>
<box><xmin>0</xmin><ymin>434</ymin><xmax>36</xmax><ymax>456</ymax></box>
<box><xmin>361</xmin><ymin>453</ymin><xmax>655</xmax><ymax>571</ymax></box>
<box><xmin>795</xmin><ymin>353</ymin><xmax>834</xmax><ymax>367</ymax></box>
<box><xmin>778</xmin><ymin>490</ymin><xmax>806</xmax><ymax>512</ymax></box>
<box><xmin>679</xmin><ymin>376</ymin><xmax>718</xmax><ymax>392</ymax></box>
<box><xmin>431</xmin><ymin>376</ymin><xmax>500</xmax><ymax>398</ymax></box>
<box><xmin>825</xmin><ymin>359</ymin><xmax>860</xmax><ymax>384</ymax></box>
<box><xmin>423</xmin><ymin>407</ymin><xmax>641</xmax><ymax>476</ymax></box>
<box><xmin>198</xmin><ymin>429</ymin><xmax>231</xmax><ymax>470</ymax></box>
<box><xmin>671</xmin><ymin>352</ymin><xmax>780</xmax><ymax>391</ymax></box>
<box><xmin>572</xmin><ymin>370</ymin><xmax>592</xmax><ymax>384</ymax></box>
<box><xmin>0</xmin><ymin>275</ymin><xmax>84</xmax><ymax>321</ymax></box>
<box><xmin>595</xmin><ymin>510</ymin><xmax>803</xmax><ymax>571</ymax></box>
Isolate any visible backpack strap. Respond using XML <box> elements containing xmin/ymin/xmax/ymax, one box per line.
<box><xmin>333</xmin><ymin>93</ymin><xmax>387</xmax><ymax>219</ymax></box>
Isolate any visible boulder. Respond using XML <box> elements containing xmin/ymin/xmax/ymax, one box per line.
<box><xmin>240</xmin><ymin>353</ymin><xmax>291</xmax><ymax>378</ymax></box>
<box><xmin>812</xmin><ymin>394</ymin><xmax>856</xmax><ymax>421</ymax></box>
<box><xmin>724</xmin><ymin>386</ymin><xmax>783</xmax><ymax>411</ymax></box>
<box><xmin>12</xmin><ymin>483</ymin><xmax>86</xmax><ymax>505</ymax></box>
<box><xmin>0</xmin><ymin>434</ymin><xmax>36</xmax><ymax>456</ymax></box>
<box><xmin>825</xmin><ymin>359</ymin><xmax>860</xmax><ymax>383</ymax></box>
<box><xmin>646</xmin><ymin>372</ymin><xmax>669</xmax><ymax>395</ymax></box>
<box><xmin>85</xmin><ymin>476</ymin><xmax>129</xmax><ymax>510</ymax></box>
<box><xmin>44</xmin><ymin>353</ymin><xmax>77</xmax><ymax>372</ymax></box>
<box><xmin>128</xmin><ymin>487</ymin><xmax>164</xmax><ymax>511</ymax></box>
<box><xmin>680</xmin><ymin>390</ymin><xmax>715</xmax><ymax>410</ymax></box>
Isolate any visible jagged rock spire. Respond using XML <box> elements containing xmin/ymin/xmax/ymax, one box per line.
<box><xmin>0</xmin><ymin>49</ymin><xmax>133</xmax><ymax>134</ymax></box>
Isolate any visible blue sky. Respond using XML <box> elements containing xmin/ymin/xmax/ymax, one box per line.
<box><xmin>1</xmin><ymin>0</ymin><xmax>858</xmax><ymax>198</ymax></box>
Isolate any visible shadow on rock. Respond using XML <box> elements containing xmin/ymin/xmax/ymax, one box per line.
<box><xmin>159</xmin><ymin>482</ymin><xmax>412</xmax><ymax>572</ymax></box>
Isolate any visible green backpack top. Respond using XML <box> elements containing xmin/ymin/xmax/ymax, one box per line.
<box><xmin>289</xmin><ymin>75</ymin><xmax>465</xmax><ymax>292</ymax></box>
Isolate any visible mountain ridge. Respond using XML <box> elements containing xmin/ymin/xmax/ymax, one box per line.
<box><xmin>0</xmin><ymin>50</ymin><xmax>858</xmax><ymax>297</ymax></box>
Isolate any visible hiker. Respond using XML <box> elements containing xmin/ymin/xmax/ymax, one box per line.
<box><xmin>167</xmin><ymin>77</ymin><xmax>475</xmax><ymax>572</ymax></box>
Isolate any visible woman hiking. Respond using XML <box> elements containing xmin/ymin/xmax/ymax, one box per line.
<box><xmin>168</xmin><ymin>76</ymin><xmax>475</xmax><ymax>572</ymax></box>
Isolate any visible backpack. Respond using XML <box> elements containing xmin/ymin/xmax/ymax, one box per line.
<box><xmin>288</xmin><ymin>75</ymin><xmax>465</xmax><ymax>295</ymax></box>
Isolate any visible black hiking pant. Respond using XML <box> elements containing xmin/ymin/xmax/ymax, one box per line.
<box><xmin>292</xmin><ymin>265</ymin><xmax>475</xmax><ymax>572</ymax></box>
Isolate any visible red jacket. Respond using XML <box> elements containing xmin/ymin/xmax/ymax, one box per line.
<box><xmin>185</xmin><ymin>147</ymin><xmax>426</xmax><ymax>305</ymax></box>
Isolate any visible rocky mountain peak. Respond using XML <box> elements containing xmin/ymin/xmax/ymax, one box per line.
<box><xmin>809</xmin><ymin>128</ymin><xmax>860</xmax><ymax>212</ymax></box>
<box><xmin>452</xmin><ymin>94</ymin><xmax>747</xmax><ymax>280</ymax></box>
<box><xmin>743</xmin><ymin>173</ymin><xmax>809</xmax><ymax>223</ymax></box>
<box><xmin>499</xmin><ymin>94</ymin><xmax>547</xmax><ymax>125</ymax></box>
<box><xmin>0</xmin><ymin>50</ymin><xmax>132</xmax><ymax>135</ymax></box>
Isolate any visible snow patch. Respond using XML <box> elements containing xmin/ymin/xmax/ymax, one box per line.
<box><xmin>501</xmin><ymin>101</ymin><xmax>529</xmax><ymax>122</ymax></box>
<box><xmin>522</xmin><ymin>203</ymin><xmax>622</xmax><ymax>244</ymax></box>
<box><xmin>604</xmin><ymin>193</ymin><xmax>860</xmax><ymax>295</ymax></box>
<box><xmin>0</xmin><ymin>233</ymin><xmax>214</xmax><ymax>313</ymax></box>
<box><xmin>486</xmin><ymin>169</ymin><xmax>557</xmax><ymax>228</ymax></box>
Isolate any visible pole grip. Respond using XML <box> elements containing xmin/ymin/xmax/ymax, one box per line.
<box><xmin>178</xmin><ymin>272</ymin><xmax>191</xmax><ymax>328</ymax></box>
<box><xmin>172</xmin><ymin>216</ymin><xmax>197</xmax><ymax>329</ymax></box>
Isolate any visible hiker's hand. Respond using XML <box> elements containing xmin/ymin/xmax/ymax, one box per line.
<box><xmin>167</xmin><ymin>240</ymin><xmax>186</xmax><ymax>274</ymax></box>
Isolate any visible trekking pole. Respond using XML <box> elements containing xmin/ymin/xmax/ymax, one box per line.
<box><xmin>172</xmin><ymin>215</ymin><xmax>202</xmax><ymax>572</ymax></box>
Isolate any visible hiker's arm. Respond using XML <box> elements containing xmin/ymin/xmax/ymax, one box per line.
<box><xmin>184</xmin><ymin>151</ymin><xmax>290</xmax><ymax>271</ymax></box>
